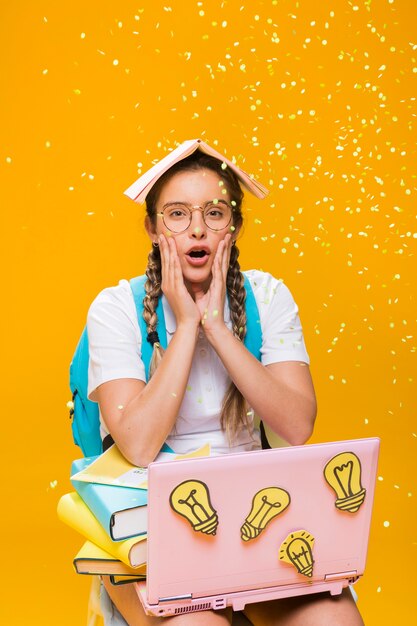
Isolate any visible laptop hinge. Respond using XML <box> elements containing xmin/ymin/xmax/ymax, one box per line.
<box><xmin>325</xmin><ymin>570</ymin><xmax>357</xmax><ymax>581</ymax></box>
<box><xmin>159</xmin><ymin>594</ymin><xmax>192</xmax><ymax>603</ymax></box>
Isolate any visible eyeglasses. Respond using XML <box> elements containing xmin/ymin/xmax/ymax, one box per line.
<box><xmin>157</xmin><ymin>200</ymin><xmax>233</xmax><ymax>233</ymax></box>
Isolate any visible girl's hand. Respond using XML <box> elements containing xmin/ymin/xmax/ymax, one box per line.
<box><xmin>193</xmin><ymin>233</ymin><xmax>233</xmax><ymax>336</ymax></box>
<box><xmin>159</xmin><ymin>234</ymin><xmax>201</xmax><ymax>329</ymax></box>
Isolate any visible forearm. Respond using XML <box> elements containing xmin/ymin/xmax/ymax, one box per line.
<box><xmin>110</xmin><ymin>324</ymin><xmax>198</xmax><ymax>465</ymax></box>
<box><xmin>205</xmin><ymin>325</ymin><xmax>316</xmax><ymax>445</ymax></box>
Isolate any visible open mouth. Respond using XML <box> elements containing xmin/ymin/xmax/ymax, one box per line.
<box><xmin>185</xmin><ymin>248</ymin><xmax>211</xmax><ymax>266</ymax></box>
<box><xmin>188</xmin><ymin>250</ymin><xmax>208</xmax><ymax>258</ymax></box>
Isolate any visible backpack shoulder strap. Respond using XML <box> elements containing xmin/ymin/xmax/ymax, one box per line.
<box><xmin>69</xmin><ymin>328</ymin><xmax>102</xmax><ymax>457</ymax></box>
<box><xmin>242</xmin><ymin>272</ymin><xmax>262</xmax><ymax>361</ymax></box>
<box><xmin>129</xmin><ymin>275</ymin><xmax>167</xmax><ymax>381</ymax></box>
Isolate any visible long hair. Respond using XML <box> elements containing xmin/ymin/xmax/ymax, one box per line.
<box><xmin>142</xmin><ymin>151</ymin><xmax>252</xmax><ymax>442</ymax></box>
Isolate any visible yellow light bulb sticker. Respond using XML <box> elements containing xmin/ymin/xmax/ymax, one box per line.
<box><xmin>279</xmin><ymin>530</ymin><xmax>315</xmax><ymax>578</ymax></box>
<box><xmin>169</xmin><ymin>480</ymin><xmax>219</xmax><ymax>536</ymax></box>
<box><xmin>324</xmin><ymin>451</ymin><xmax>366</xmax><ymax>513</ymax></box>
<box><xmin>240</xmin><ymin>487</ymin><xmax>290</xmax><ymax>542</ymax></box>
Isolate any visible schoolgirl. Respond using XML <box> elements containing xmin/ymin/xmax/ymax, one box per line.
<box><xmin>86</xmin><ymin>144</ymin><xmax>363</xmax><ymax>625</ymax></box>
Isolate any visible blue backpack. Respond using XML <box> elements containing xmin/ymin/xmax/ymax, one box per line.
<box><xmin>69</xmin><ymin>273</ymin><xmax>263</xmax><ymax>457</ymax></box>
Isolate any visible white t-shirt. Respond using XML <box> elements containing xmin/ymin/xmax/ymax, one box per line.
<box><xmin>87</xmin><ymin>270</ymin><xmax>309</xmax><ymax>456</ymax></box>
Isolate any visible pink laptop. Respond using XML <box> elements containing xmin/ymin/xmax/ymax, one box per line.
<box><xmin>135</xmin><ymin>437</ymin><xmax>380</xmax><ymax>617</ymax></box>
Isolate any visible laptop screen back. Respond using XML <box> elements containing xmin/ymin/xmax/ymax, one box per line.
<box><xmin>146</xmin><ymin>438</ymin><xmax>379</xmax><ymax>605</ymax></box>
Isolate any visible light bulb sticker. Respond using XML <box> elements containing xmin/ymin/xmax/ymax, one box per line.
<box><xmin>279</xmin><ymin>530</ymin><xmax>315</xmax><ymax>578</ymax></box>
<box><xmin>324</xmin><ymin>451</ymin><xmax>366</xmax><ymax>513</ymax></box>
<box><xmin>240</xmin><ymin>487</ymin><xmax>290</xmax><ymax>542</ymax></box>
<box><xmin>169</xmin><ymin>479</ymin><xmax>219</xmax><ymax>536</ymax></box>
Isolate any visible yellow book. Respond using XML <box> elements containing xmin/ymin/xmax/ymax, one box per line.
<box><xmin>71</xmin><ymin>443</ymin><xmax>211</xmax><ymax>489</ymax></box>
<box><xmin>74</xmin><ymin>540</ymin><xmax>146</xmax><ymax>577</ymax></box>
<box><xmin>57</xmin><ymin>492</ymin><xmax>146</xmax><ymax>568</ymax></box>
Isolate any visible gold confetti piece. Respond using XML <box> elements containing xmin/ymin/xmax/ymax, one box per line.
<box><xmin>66</xmin><ymin>400</ymin><xmax>74</xmax><ymax>410</ymax></box>
<box><xmin>50</xmin><ymin>480</ymin><xmax>58</xmax><ymax>489</ymax></box>
<box><xmin>117</xmin><ymin>405</ymin><xmax>124</xmax><ymax>410</ymax></box>
<box><xmin>212</xmin><ymin>309</ymin><xmax>219</xmax><ymax>317</ymax></box>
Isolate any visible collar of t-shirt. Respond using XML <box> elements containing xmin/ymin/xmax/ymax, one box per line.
<box><xmin>162</xmin><ymin>296</ymin><xmax>232</xmax><ymax>336</ymax></box>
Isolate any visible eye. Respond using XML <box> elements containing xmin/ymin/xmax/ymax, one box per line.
<box><xmin>166</xmin><ymin>205</ymin><xmax>189</xmax><ymax>218</ymax></box>
<box><xmin>205</xmin><ymin>202</ymin><xmax>227</xmax><ymax>219</ymax></box>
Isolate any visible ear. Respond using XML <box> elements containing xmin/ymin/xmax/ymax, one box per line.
<box><xmin>145</xmin><ymin>215</ymin><xmax>157</xmax><ymax>241</ymax></box>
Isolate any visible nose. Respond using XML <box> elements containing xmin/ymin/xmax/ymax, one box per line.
<box><xmin>189</xmin><ymin>207</ymin><xmax>207</xmax><ymax>239</ymax></box>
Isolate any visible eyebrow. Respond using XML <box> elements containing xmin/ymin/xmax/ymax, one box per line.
<box><xmin>161</xmin><ymin>199</ymin><xmax>230</xmax><ymax>209</ymax></box>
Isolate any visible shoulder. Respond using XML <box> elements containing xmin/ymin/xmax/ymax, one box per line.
<box><xmin>87</xmin><ymin>279</ymin><xmax>138</xmax><ymax>329</ymax></box>
<box><xmin>89</xmin><ymin>279</ymin><xmax>133</xmax><ymax>309</ymax></box>
<box><xmin>243</xmin><ymin>269</ymin><xmax>295</xmax><ymax>308</ymax></box>
<box><xmin>243</xmin><ymin>270</ymin><xmax>309</xmax><ymax>363</ymax></box>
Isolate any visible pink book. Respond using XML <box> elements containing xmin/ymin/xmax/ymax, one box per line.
<box><xmin>124</xmin><ymin>138</ymin><xmax>269</xmax><ymax>203</ymax></box>
<box><xmin>135</xmin><ymin>438</ymin><xmax>379</xmax><ymax>617</ymax></box>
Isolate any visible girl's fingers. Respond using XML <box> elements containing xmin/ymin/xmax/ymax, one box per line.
<box><xmin>159</xmin><ymin>234</ymin><xmax>168</xmax><ymax>279</ymax></box>
<box><xmin>165</xmin><ymin>236</ymin><xmax>188</xmax><ymax>295</ymax></box>
<box><xmin>222</xmin><ymin>234</ymin><xmax>232</xmax><ymax>280</ymax></box>
<box><xmin>167</xmin><ymin>236</ymin><xmax>182</xmax><ymax>283</ymax></box>
<box><xmin>160</xmin><ymin>234</ymin><xmax>175</xmax><ymax>289</ymax></box>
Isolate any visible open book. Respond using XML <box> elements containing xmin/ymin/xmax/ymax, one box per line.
<box><xmin>71</xmin><ymin>443</ymin><xmax>211</xmax><ymax>490</ymax></box>
<box><xmin>124</xmin><ymin>138</ymin><xmax>269</xmax><ymax>203</ymax></box>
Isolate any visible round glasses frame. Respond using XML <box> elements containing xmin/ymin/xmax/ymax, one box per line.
<box><xmin>157</xmin><ymin>200</ymin><xmax>234</xmax><ymax>233</ymax></box>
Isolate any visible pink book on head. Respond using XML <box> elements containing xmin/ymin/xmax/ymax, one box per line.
<box><xmin>124</xmin><ymin>138</ymin><xmax>269</xmax><ymax>204</ymax></box>
<box><xmin>135</xmin><ymin>438</ymin><xmax>379</xmax><ymax>617</ymax></box>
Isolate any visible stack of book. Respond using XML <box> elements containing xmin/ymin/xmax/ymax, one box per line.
<box><xmin>57</xmin><ymin>443</ymin><xmax>210</xmax><ymax>586</ymax></box>
<box><xmin>57</xmin><ymin>445</ymin><xmax>153</xmax><ymax>586</ymax></box>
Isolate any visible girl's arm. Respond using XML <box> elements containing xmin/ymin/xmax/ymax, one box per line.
<box><xmin>95</xmin><ymin>325</ymin><xmax>197</xmax><ymax>466</ymax></box>
<box><xmin>194</xmin><ymin>237</ymin><xmax>316</xmax><ymax>445</ymax></box>
<box><xmin>94</xmin><ymin>236</ymin><xmax>200</xmax><ymax>466</ymax></box>
<box><xmin>204</xmin><ymin>328</ymin><xmax>316</xmax><ymax>445</ymax></box>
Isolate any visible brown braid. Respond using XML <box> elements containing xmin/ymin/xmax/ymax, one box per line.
<box><xmin>142</xmin><ymin>246</ymin><xmax>165</xmax><ymax>377</ymax></box>
<box><xmin>226</xmin><ymin>245</ymin><xmax>247</xmax><ymax>341</ymax></box>
<box><xmin>220</xmin><ymin>244</ymin><xmax>253</xmax><ymax>442</ymax></box>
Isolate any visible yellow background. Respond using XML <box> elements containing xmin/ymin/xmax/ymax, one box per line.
<box><xmin>1</xmin><ymin>0</ymin><xmax>415</xmax><ymax>624</ymax></box>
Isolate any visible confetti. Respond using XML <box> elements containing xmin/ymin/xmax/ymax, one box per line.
<box><xmin>7</xmin><ymin>5</ymin><xmax>416</xmax><ymax>612</ymax></box>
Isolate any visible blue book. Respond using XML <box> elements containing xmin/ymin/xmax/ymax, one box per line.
<box><xmin>71</xmin><ymin>456</ymin><xmax>148</xmax><ymax>541</ymax></box>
